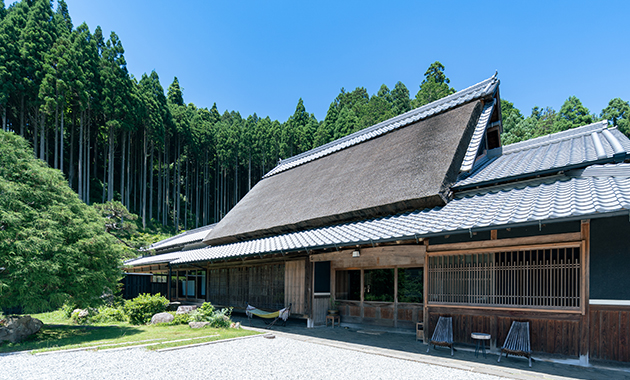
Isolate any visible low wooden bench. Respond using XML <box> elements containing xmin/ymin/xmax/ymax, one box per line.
<box><xmin>498</xmin><ymin>321</ymin><xmax>532</xmax><ymax>367</ymax></box>
<box><xmin>427</xmin><ymin>316</ymin><xmax>454</xmax><ymax>356</ymax></box>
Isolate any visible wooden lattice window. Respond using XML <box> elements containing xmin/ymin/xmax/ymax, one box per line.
<box><xmin>428</xmin><ymin>247</ymin><xmax>581</xmax><ymax>310</ymax></box>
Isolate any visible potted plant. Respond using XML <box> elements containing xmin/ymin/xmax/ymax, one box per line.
<box><xmin>328</xmin><ymin>298</ymin><xmax>339</xmax><ymax>315</ymax></box>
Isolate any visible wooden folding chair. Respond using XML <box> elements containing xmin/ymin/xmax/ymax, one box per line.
<box><xmin>498</xmin><ymin>321</ymin><xmax>532</xmax><ymax>367</ymax></box>
<box><xmin>427</xmin><ymin>316</ymin><xmax>454</xmax><ymax>356</ymax></box>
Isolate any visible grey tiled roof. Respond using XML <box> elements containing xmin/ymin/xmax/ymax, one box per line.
<box><xmin>460</xmin><ymin>99</ymin><xmax>495</xmax><ymax>172</ymax></box>
<box><xmin>263</xmin><ymin>73</ymin><xmax>499</xmax><ymax>179</ymax></box>
<box><xmin>125</xmin><ymin>250</ymin><xmax>187</xmax><ymax>267</ymax></box>
<box><xmin>166</xmin><ymin>163</ymin><xmax>630</xmax><ymax>265</ymax></box>
<box><xmin>146</xmin><ymin>223</ymin><xmax>216</xmax><ymax>251</ymax></box>
<box><xmin>455</xmin><ymin>122</ymin><xmax>630</xmax><ymax>189</ymax></box>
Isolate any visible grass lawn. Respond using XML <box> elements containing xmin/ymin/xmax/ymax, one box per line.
<box><xmin>0</xmin><ymin>310</ymin><xmax>259</xmax><ymax>354</ymax></box>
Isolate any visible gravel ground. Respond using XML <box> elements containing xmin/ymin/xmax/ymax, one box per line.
<box><xmin>0</xmin><ymin>335</ymin><xmax>508</xmax><ymax>380</ymax></box>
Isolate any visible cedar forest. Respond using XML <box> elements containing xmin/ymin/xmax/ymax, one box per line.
<box><xmin>2</xmin><ymin>0</ymin><xmax>630</xmax><ymax>238</ymax></box>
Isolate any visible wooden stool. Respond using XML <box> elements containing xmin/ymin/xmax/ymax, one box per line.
<box><xmin>326</xmin><ymin>314</ymin><xmax>340</xmax><ymax>328</ymax></box>
<box><xmin>416</xmin><ymin>322</ymin><xmax>424</xmax><ymax>341</ymax></box>
<box><xmin>472</xmin><ymin>332</ymin><xmax>491</xmax><ymax>358</ymax></box>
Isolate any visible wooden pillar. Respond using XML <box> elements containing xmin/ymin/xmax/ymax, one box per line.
<box><xmin>423</xmin><ymin>239</ymin><xmax>430</xmax><ymax>344</ymax></box>
<box><xmin>360</xmin><ymin>269</ymin><xmax>365</xmax><ymax>319</ymax></box>
<box><xmin>305</xmin><ymin>256</ymin><xmax>312</xmax><ymax>322</ymax></box>
<box><xmin>330</xmin><ymin>263</ymin><xmax>336</xmax><ymax>305</ymax></box>
<box><xmin>167</xmin><ymin>265</ymin><xmax>172</xmax><ymax>300</ymax></box>
<box><xmin>580</xmin><ymin>219</ymin><xmax>591</xmax><ymax>365</ymax></box>
<box><xmin>206</xmin><ymin>264</ymin><xmax>210</xmax><ymax>302</ymax></box>
<box><xmin>394</xmin><ymin>267</ymin><xmax>398</xmax><ymax>328</ymax></box>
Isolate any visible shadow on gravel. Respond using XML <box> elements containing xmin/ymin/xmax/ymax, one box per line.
<box><xmin>231</xmin><ymin>313</ymin><xmax>630</xmax><ymax>380</ymax></box>
<box><xmin>0</xmin><ymin>325</ymin><xmax>144</xmax><ymax>354</ymax></box>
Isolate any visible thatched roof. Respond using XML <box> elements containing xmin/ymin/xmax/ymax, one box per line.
<box><xmin>204</xmin><ymin>100</ymin><xmax>485</xmax><ymax>245</ymax></box>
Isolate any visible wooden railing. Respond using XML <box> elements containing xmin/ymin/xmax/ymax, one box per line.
<box><xmin>428</xmin><ymin>248</ymin><xmax>581</xmax><ymax>309</ymax></box>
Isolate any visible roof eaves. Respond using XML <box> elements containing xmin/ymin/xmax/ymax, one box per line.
<box><xmin>173</xmin><ymin>166</ymin><xmax>630</xmax><ymax>266</ymax></box>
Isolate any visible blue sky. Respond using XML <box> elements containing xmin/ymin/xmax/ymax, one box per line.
<box><xmin>9</xmin><ymin>0</ymin><xmax>630</xmax><ymax>122</ymax></box>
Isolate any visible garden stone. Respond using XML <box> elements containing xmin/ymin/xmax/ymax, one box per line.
<box><xmin>73</xmin><ymin>309</ymin><xmax>89</xmax><ymax>318</ymax></box>
<box><xmin>176</xmin><ymin>305</ymin><xmax>197</xmax><ymax>314</ymax></box>
<box><xmin>0</xmin><ymin>315</ymin><xmax>43</xmax><ymax>343</ymax></box>
<box><xmin>189</xmin><ymin>321</ymin><xmax>210</xmax><ymax>329</ymax></box>
<box><xmin>151</xmin><ymin>312</ymin><xmax>174</xmax><ymax>324</ymax></box>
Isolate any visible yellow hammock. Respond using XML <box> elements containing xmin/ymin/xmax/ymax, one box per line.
<box><xmin>246</xmin><ymin>304</ymin><xmax>291</xmax><ymax>328</ymax></box>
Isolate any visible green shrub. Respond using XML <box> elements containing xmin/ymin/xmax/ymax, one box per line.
<box><xmin>189</xmin><ymin>302</ymin><xmax>215</xmax><ymax>322</ymax></box>
<box><xmin>187</xmin><ymin>302</ymin><xmax>232</xmax><ymax>328</ymax></box>
<box><xmin>123</xmin><ymin>293</ymin><xmax>169</xmax><ymax>325</ymax></box>
<box><xmin>90</xmin><ymin>306</ymin><xmax>127</xmax><ymax>324</ymax></box>
<box><xmin>208</xmin><ymin>307</ymin><xmax>232</xmax><ymax>328</ymax></box>
<box><xmin>61</xmin><ymin>303</ymin><xmax>77</xmax><ymax>319</ymax></box>
<box><xmin>169</xmin><ymin>312</ymin><xmax>191</xmax><ymax>325</ymax></box>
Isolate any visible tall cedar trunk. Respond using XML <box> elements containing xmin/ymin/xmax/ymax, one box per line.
<box><xmin>132</xmin><ymin>136</ymin><xmax>136</xmax><ymax>211</ymax></box>
<box><xmin>33</xmin><ymin>112</ymin><xmax>38</xmax><ymax>156</ymax></box>
<box><xmin>203</xmin><ymin>153</ymin><xmax>208</xmax><ymax>225</ymax></box>
<box><xmin>69</xmin><ymin>115</ymin><xmax>75</xmax><ymax>187</ymax></box>
<box><xmin>157</xmin><ymin>147</ymin><xmax>162</xmax><ymax>224</ymax></box>
<box><xmin>107</xmin><ymin>123</ymin><xmax>114</xmax><ymax>202</ymax></box>
<box><xmin>172</xmin><ymin>146</ymin><xmax>176</xmax><ymax>229</ymax></box>
<box><xmin>120</xmin><ymin>130</ymin><xmax>126</xmax><ymax>206</ymax></box>
<box><xmin>184</xmin><ymin>158</ymin><xmax>188</xmax><ymax>230</ymax></box>
<box><xmin>78</xmin><ymin>112</ymin><xmax>84</xmax><ymax>201</ymax></box>
<box><xmin>39</xmin><ymin>112</ymin><xmax>44</xmax><ymax>160</ymax></box>
<box><xmin>248</xmin><ymin>149</ymin><xmax>252</xmax><ymax>192</ymax></box>
<box><xmin>2</xmin><ymin>104</ymin><xmax>6</xmax><ymax>131</ymax></box>
<box><xmin>142</xmin><ymin>129</ymin><xmax>147</xmax><ymax>229</ymax></box>
<box><xmin>102</xmin><ymin>118</ymin><xmax>107</xmax><ymax>203</ymax></box>
<box><xmin>126</xmin><ymin>132</ymin><xmax>131</xmax><ymax>210</ymax></box>
<box><xmin>54</xmin><ymin>105</ymin><xmax>58</xmax><ymax>169</ymax></box>
<box><xmin>196</xmin><ymin>161</ymin><xmax>200</xmax><ymax>228</ymax></box>
<box><xmin>223</xmin><ymin>167</ymin><xmax>227</xmax><ymax>219</ymax></box>
<box><xmin>20</xmin><ymin>95</ymin><xmax>25</xmax><ymax>136</ymax></box>
<box><xmin>175</xmin><ymin>138</ymin><xmax>181</xmax><ymax>231</ymax></box>
<box><xmin>164</xmin><ymin>138</ymin><xmax>168</xmax><ymax>226</ymax></box>
<box><xmin>82</xmin><ymin>116</ymin><xmax>87</xmax><ymax>202</ymax></box>
<box><xmin>93</xmin><ymin>118</ymin><xmax>97</xmax><ymax>202</ymax></box>
<box><xmin>149</xmin><ymin>141</ymin><xmax>154</xmax><ymax>224</ymax></box>
<box><xmin>86</xmin><ymin>126</ymin><xmax>91</xmax><ymax>204</ymax></box>
<box><xmin>60</xmin><ymin>109</ymin><xmax>64</xmax><ymax>174</ymax></box>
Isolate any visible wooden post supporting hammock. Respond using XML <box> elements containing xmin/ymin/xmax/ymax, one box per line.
<box><xmin>246</xmin><ymin>303</ymin><xmax>292</xmax><ymax>328</ymax></box>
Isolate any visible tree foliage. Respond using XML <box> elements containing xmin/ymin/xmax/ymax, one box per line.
<box><xmin>0</xmin><ymin>130</ymin><xmax>123</xmax><ymax>313</ymax></box>
<box><xmin>414</xmin><ymin>61</ymin><xmax>455</xmax><ymax>108</ymax></box>
<box><xmin>601</xmin><ymin>98</ymin><xmax>630</xmax><ymax>136</ymax></box>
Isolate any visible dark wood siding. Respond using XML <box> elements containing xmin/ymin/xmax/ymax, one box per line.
<box><xmin>207</xmin><ymin>263</ymin><xmax>285</xmax><ymax>310</ymax></box>
<box><xmin>427</xmin><ymin>307</ymin><xmax>581</xmax><ymax>357</ymax></box>
<box><xmin>121</xmin><ymin>274</ymin><xmax>152</xmax><ymax>299</ymax></box>
<box><xmin>589</xmin><ymin>305</ymin><xmax>630</xmax><ymax>362</ymax></box>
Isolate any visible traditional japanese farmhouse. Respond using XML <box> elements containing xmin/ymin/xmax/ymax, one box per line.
<box><xmin>122</xmin><ymin>223</ymin><xmax>215</xmax><ymax>299</ymax></box>
<box><xmin>125</xmin><ymin>74</ymin><xmax>630</xmax><ymax>364</ymax></box>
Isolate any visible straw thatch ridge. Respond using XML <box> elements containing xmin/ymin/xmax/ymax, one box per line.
<box><xmin>204</xmin><ymin>100</ymin><xmax>484</xmax><ymax>245</ymax></box>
